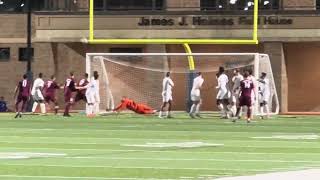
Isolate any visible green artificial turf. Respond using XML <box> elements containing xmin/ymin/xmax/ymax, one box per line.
<box><xmin>0</xmin><ymin>113</ymin><xmax>319</xmax><ymax>179</ymax></box>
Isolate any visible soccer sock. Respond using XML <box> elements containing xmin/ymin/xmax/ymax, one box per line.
<box><xmin>54</xmin><ymin>106</ymin><xmax>59</xmax><ymax>114</ymax></box>
<box><xmin>247</xmin><ymin>108</ymin><xmax>252</xmax><ymax>119</ymax></box>
<box><xmin>21</xmin><ymin>101</ymin><xmax>27</xmax><ymax>113</ymax></box>
<box><xmin>218</xmin><ymin>104</ymin><xmax>225</xmax><ymax>116</ymax></box>
<box><xmin>265</xmin><ymin>105</ymin><xmax>270</xmax><ymax>117</ymax></box>
<box><xmin>260</xmin><ymin>106</ymin><xmax>264</xmax><ymax>116</ymax></box>
<box><xmin>64</xmin><ymin>103</ymin><xmax>71</xmax><ymax>115</ymax></box>
<box><xmin>190</xmin><ymin>104</ymin><xmax>196</xmax><ymax>114</ymax></box>
<box><xmin>40</xmin><ymin>103</ymin><xmax>46</xmax><ymax>114</ymax></box>
<box><xmin>231</xmin><ymin>105</ymin><xmax>237</xmax><ymax>116</ymax></box>
<box><xmin>87</xmin><ymin>105</ymin><xmax>93</xmax><ymax>115</ymax></box>
<box><xmin>165</xmin><ymin>111</ymin><xmax>169</xmax><ymax>117</ymax></box>
<box><xmin>235</xmin><ymin>107</ymin><xmax>241</xmax><ymax>117</ymax></box>
<box><xmin>158</xmin><ymin>111</ymin><xmax>162</xmax><ymax>117</ymax></box>
<box><xmin>32</xmin><ymin>102</ymin><xmax>38</xmax><ymax>113</ymax></box>
<box><xmin>195</xmin><ymin>104</ymin><xmax>201</xmax><ymax>114</ymax></box>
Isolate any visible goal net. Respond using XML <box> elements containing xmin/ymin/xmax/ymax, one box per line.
<box><xmin>86</xmin><ymin>53</ymin><xmax>279</xmax><ymax>115</ymax></box>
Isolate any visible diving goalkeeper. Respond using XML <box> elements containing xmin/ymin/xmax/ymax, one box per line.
<box><xmin>112</xmin><ymin>97</ymin><xmax>156</xmax><ymax>114</ymax></box>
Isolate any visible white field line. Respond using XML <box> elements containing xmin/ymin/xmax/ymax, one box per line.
<box><xmin>0</xmin><ymin>136</ymin><xmax>319</xmax><ymax>145</ymax></box>
<box><xmin>0</xmin><ymin>175</ymin><xmax>175</xmax><ymax>180</ymax></box>
<box><xmin>0</xmin><ymin>128</ymin><xmax>319</xmax><ymax>134</ymax></box>
<box><xmin>0</xmin><ymin>164</ymin><xmax>282</xmax><ymax>172</ymax></box>
<box><xmin>1</xmin><ymin>143</ymin><xmax>320</xmax><ymax>150</ymax></box>
<box><xmin>1</xmin><ymin>147</ymin><xmax>320</xmax><ymax>155</ymax></box>
<box><xmin>63</xmin><ymin>157</ymin><xmax>320</xmax><ymax>163</ymax></box>
<box><xmin>215</xmin><ymin>169</ymin><xmax>320</xmax><ymax>180</ymax></box>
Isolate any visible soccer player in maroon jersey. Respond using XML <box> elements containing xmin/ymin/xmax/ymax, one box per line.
<box><xmin>14</xmin><ymin>74</ymin><xmax>31</xmax><ymax>118</ymax></box>
<box><xmin>74</xmin><ymin>73</ymin><xmax>89</xmax><ymax>103</ymax></box>
<box><xmin>43</xmin><ymin>75</ymin><xmax>61</xmax><ymax>115</ymax></box>
<box><xmin>63</xmin><ymin>72</ymin><xmax>77</xmax><ymax>117</ymax></box>
<box><xmin>233</xmin><ymin>71</ymin><xmax>256</xmax><ymax>123</ymax></box>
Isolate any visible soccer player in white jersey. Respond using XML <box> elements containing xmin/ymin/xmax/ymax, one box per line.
<box><xmin>189</xmin><ymin>72</ymin><xmax>204</xmax><ymax>118</ymax></box>
<box><xmin>159</xmin><ymin>72</ymin><xmax>174</xmax><ymax>118</ymax></box>
<box><xmin>216</xmin><ymin>67</ymin><xmax>231</xmax><ymax>118</ymax></box>
<box><xmin>84</xmin><ymin>71</ymin><xmax>100</xmax><ymax>117</ymax></box>
<box><xmin>231</xmin><ymin>69</ymin><xmax>244</xmax><ymax>117</ymax></box>
<box><xmin>258</xmin><ymin>72</ymin><xmax>271</xmax><ymax>119</ymax></box>
<box><xmin>248</xmin><ymin>69</ymin><xmax>257</xmax><ymax>118</ymax></box>
<box><xmin>31</xmin><ymin>73</ymin><xmax>46</xmax><ymax>115</ymax></box>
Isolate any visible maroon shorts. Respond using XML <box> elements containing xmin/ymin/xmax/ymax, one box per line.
<box><xmin>64</xmin><ymin>93</ymin><xmax>73</xmax><ymax>103</ymax></box>
<box><xmin>75</xmin><ymin>93</ymin><xmax>86</xmax><ymax>102</ymax></box>
<box><xmin>239</xmin><ymin>96</ymin><xmax>252</xmax><ymax>107</ymax></box>
<box><xmin>45</xmin><ymin>94</ymin><xmax>56</xmax><ymax>103</ymax></box>
<box><xmin>16</xmin><ymin>95</ymin><xmax>28</xmax><ymax>104</ymax></box>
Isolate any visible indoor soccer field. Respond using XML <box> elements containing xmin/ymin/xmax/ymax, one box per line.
<box><xmin>0</xmin><ymin>113</ymin><xmax>319</xmax><ymax>179</ymax></box>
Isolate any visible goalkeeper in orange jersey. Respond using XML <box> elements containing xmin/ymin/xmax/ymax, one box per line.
<box><xmin>112</xmin><ymin>97</ymin><xmax>156</xmax><ymax>114</ymax></box>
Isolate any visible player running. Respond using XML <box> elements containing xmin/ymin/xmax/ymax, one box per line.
<box><xmin>113</xmin><ymin>97</ymin><xmax>156</xmax><ymax>114</ymax></box>
<box><xmin>216</xmin><ymin>67</ymin><xmax>231</xmax><ymax>118</ymax></box>
<box><xmin>231</xmin><ymin>69</ymin><xmax>244</xmax><ymax>117</ymax></box>
<box><xmin>63</xmin><ymin>72</ymin><xmax>77</xmax><ymax>117</ymax></box>
<box><xmin>233</xmin><ymin>71</ymin><xmax>256</xmax><ymax>123</ymax></box>
<box><xmin>31</xmin><ymin>73</ymin><xmax>46</xmax><ymax>115</ymax></box>
<box><xmin>189</xmin><ymin>72</ymin><xmax>204</xmax><ymax>118</ymax></box>
<box><xmin>43</xmin><ymin>75</ymin><xmax>61</xmax><ymax>115</ymax></box>
<box><xmin>159</xmin><ymin>72</ymin><xmax>174</xmax><ymax>118</ymax></box>
<box><xmin>14</xmin><ymin>74</ymin><xmax>31</xmax><ymax>118</ymax></box>
<box><xmin>258</xmin><ymin>72</ymin><xmax>271</xmax><ymax>119</ymax></box>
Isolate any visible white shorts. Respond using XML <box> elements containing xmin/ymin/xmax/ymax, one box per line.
<box><xmin>191</xmin><ymin>90</ymin><xmax>201</xmax><ymax>102</ymax></box>
<box><xmin>259</xmin><ymin>92</ymin><xmax>270</xmax><ymax>104</ymax></box>
<box><xmin>216</xmin><ymin>88</ymin><xmax>228</xmax><ymax>100</ymax></box>
<box><xmin>86</xmin><ymin>93</ymin><xmax>96</xmax><ymax>104</ymax></box>
<box><xmin>162</xmin><ymin>91</ymin><xmax>172</xmax><ymax>102</ymax></box>
<box><xmin>32</xmin><ymin>91</ymin><xmax>44</xmax><ymax>102</ymax></box>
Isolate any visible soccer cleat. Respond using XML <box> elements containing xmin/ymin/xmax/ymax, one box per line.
<box><xmin>19</xmin><ymin>113</ymin><xmax>22</xmax><ymax>118</ymax></box>
<box><xmin>232</xmin><ymin>117</ymin><xmax>237</xmax><ymax>123</ymax></box>
<box><xmin>195</xmin><ymin>114</ymin><xmax>202</xmax><ymax>118</ymax></box>
<box><xmin>189</xmin><ymin>113</ymin><xmax>196</xmax><ymax>119</ymax></box>
<box><xmin>167</xmin><ymin>115</ymin><xmax>173</xmax><ymax>119</ymax></box>
<box><xmin>14</xmin><ymin>113</ymin><xmax>20</xmax><ymax>119</ymax></box>
<box><xmin>63</xmin><ymin>113</ymin><xmax>71</xmax><ymax>117</ymax></box>
<box><xmin>247</xmin><ymin>119</ymin><xmax>251</xmax><ymax>123</ymax></box>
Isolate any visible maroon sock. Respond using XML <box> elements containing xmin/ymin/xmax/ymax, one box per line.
<box><xmin>247</xmin><ymin>108</ymin><xmax>252</xmax><ymax>119</ymax></box>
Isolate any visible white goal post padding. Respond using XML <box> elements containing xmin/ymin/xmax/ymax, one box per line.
<box><xmin>86</xmin><ymin>53</ymin><xmax>279</xmax><ymax>115</ymax></box>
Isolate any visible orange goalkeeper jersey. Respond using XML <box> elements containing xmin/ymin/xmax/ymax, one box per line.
<box><xmin>114</xmin><ymin>98</ymin><xmax>154</xmax><ymax>114</ymax></box>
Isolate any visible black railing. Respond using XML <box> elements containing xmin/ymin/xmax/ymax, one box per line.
<box><xmin>0</xmin><ymin>0</ymin><xmax>319</xmax><ymax>13</ymax></box>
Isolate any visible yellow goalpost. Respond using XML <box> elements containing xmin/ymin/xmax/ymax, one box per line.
<box><xmin>88</xmin><ymin>0</ymin><xmax>259</xmax><ymax>70</ymax></box>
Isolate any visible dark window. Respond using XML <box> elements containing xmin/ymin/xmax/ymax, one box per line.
<box><xmin>317</xmin><ymin>0</ymin><xmax>320</xmax><ymax>10</ymax></box>
<box><xmin>19</xmin><ymin>48</ymin><xmax>34</xmax><ymax>62</ymax></box>
<box><xmin>0</xmin><ymin>0</ymin><xmax>45</xmax><ymax>12</ymax></box>
<box><xmin>200</xmin><ymin>0</ymin><xmax>280</xmax><ymax>11</ymax></box>
<box><xmin>0</xmin><ymin>48</ymin><xmax>10</xmax><ymax>61</ymax></box>
<box><xmin>94</xmin><ymin>0</ymin><xmax>164</xmax><ymax>11</ymax></box>
<box><xmin>110</xmin><ymin>48</ymin><xmax>143</xmax><ymax>53</ymax></box>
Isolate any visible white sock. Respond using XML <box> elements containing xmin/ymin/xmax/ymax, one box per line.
<box><xmin>32</xmin><ymin>102</ymin><xmax>38</xmax><ymax>113</ymax></box>
<box><xmin>265</xmin><ymin>105</ymin><xmax>270</xmax><ymax>117</ymax></box>
<box><xmin>260</xmin><ymin>106</ymin><xmax>264</xmax><ymax>116</ymax></box>
<box><xmin>195</xmin><ymin>104</ymin><xmax>201</xmax><ymax>114</ymax></box>
<box><xmin>231</xmin><ymin>105</ymin><xmax>237</xmax><ymax>116</ymax></box>
<box><xmin>87</xmin><ymin>105</ymin><xmax>94</xmax><ymax>115</ymax></box>
<box><xmin>159</xmin><ymin>111</ymin><xmax>162</xmax><ymax>117</ymax></box>
<box><xmin>165</xmin><ymin>111</ymin><xmax>169</xmax><ymax>117</ymax></box>
<box><xmin>190</xmin><ymin>104</ymin><xmax>196</xmax><ymax>114</ymax></box>
<box><xmin>40</xmin><ymin>103</ymin><xmax>46</xmax><ymax>114</ymax></box>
